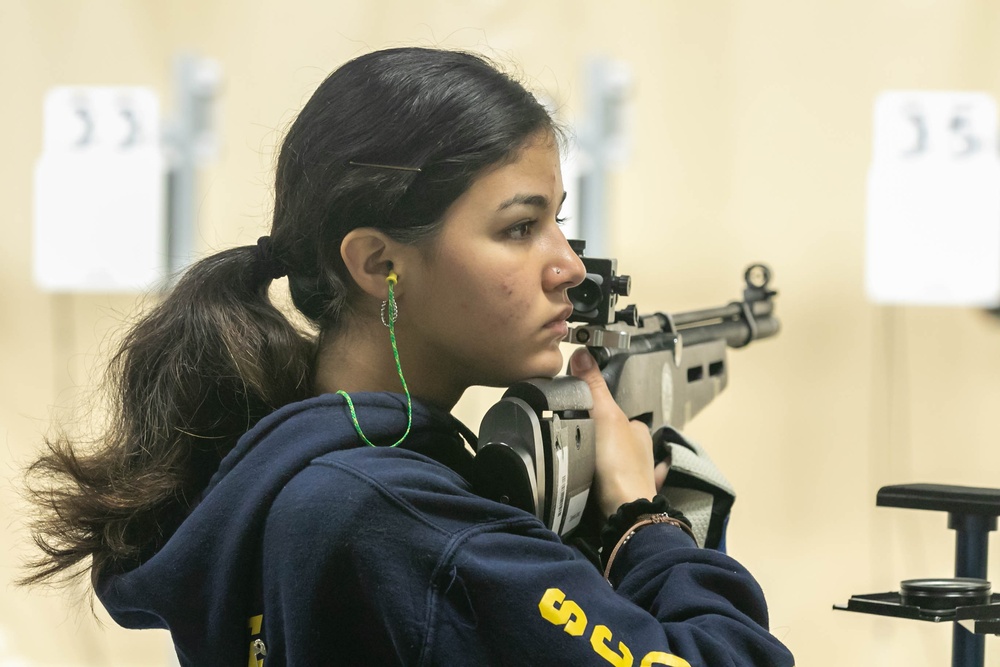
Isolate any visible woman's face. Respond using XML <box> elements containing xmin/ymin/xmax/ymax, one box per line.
<box><xmin>396</xmin><ymin>133</ymin><xmax>587</xmax><ymax>399</ymax></box>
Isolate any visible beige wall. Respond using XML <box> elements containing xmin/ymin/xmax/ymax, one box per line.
<box><xmin>3</xmin><ymin>0</ymin><xmax>999</xmax><ymax>664</ymax></box>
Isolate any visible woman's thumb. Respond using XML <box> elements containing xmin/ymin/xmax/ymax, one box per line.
<box><xmin>569</xmin><ymin>349</ymin><xmax>612</xmax><ymax>403</ymax></box>
<box><xmin>569</xmin><ymin>347</ymin><xmax>594</xmax><ymax>372</ymax></box>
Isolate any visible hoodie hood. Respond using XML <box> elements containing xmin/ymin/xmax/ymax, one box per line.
<box><xmin>94</xmin><ymin>392</ymin><xmax>473</xmax><ymax>665</ymax></box>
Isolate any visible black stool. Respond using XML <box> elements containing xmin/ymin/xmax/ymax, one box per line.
<box><xmin>836</xmin><ymin>483</ymin><xmax>1000</xmax><ymax>667</ymax></box>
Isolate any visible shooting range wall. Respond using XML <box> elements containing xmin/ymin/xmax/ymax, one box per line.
<box><xmin>2</xmin><ymin>1</ymin><xmax>999</xmax><ymax>664</ymax></box>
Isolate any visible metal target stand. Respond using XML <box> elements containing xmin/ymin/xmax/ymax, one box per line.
<box><xmin>835</xmin><ymin>484</ymin><xmax>1000</xmax><ymax>667</ymax></box>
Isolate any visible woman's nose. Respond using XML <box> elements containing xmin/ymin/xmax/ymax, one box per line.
<box><xmin>546</xmin><ymin>235</ymin><xmax>587</xmax><ymax>290</ymax></box>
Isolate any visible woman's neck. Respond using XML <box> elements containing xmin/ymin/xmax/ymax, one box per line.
<box><xmin>313</xmin><ymin>316</ymin><xmax>464</xmax><ymax>411</ymax></box>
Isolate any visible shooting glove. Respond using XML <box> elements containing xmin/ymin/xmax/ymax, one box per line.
<box><xmin>655</xmin><ymin>427</ymin><xmax>735</xmax><ymax>551</ymax></box>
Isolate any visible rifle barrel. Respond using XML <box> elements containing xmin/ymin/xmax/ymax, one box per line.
<box><xmin>671</xmin><ymin>299</ymin><xmax>773</xmax><ymax>328</ymax></box>
<box><xmin>635</xmin><ymin>308</ymin><xmax>779</xmax><ymax>350</ymax></box>
<box><xmin>678</xmin><ymin>315</ymin><xmax>780</xmax><ymax>348</ymax></box>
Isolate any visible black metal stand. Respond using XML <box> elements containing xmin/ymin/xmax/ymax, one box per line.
<box><xmin>835</xmin><ymin>484</ymin><xmax>1000</xmax><ymax>667</ymax></box>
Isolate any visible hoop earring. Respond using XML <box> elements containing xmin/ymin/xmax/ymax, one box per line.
<box><xmin>380</xmin><ymin>298</ymin><xmax>398</xmax><ymax>328</ymax></box>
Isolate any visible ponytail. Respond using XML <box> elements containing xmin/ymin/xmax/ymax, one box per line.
<box><xmin>21</xmin><ymin>246</ymin><xmax>314</xmax><ymax>584</ymax></box>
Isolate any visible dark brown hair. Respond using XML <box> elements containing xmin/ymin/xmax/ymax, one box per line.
<box><xmin>22</xmin><ymin>47</ymin><xmax>555</xmax><ymax>584</ymax></box>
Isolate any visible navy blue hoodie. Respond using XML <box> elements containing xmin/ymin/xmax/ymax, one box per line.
<box><xmin>96</xmin><ymin>392</ymin><xmax>793</xmax><ymax>666</ymax></box>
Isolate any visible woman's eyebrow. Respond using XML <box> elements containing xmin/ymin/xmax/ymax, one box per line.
<box><xmin>496</xmin><ymin>191</ymin><xmax>568</xmax><ymax>212</ymax></box>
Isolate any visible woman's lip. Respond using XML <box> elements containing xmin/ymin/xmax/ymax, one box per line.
<box><xmin>543</xmin><ymin>306</ymin><xmax>573</xmax><ymax>336</ymax></box>
<box><xmin>544</xmin><ymin>320</ymin><xmax>569</xmax><ymax>337</ymax></box>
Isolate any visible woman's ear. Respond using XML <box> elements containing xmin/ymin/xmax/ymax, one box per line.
<box><xmin>340</xmin><ymin>228</ymin><xmax>403</xmax><ymax>299</ymax></box>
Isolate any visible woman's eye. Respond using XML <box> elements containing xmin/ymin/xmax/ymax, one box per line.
<box><xmin>506</xmin><ymin>221</ymin><xmax>534</xmax><ymax>240</ymax></box>
<box><xmin>555</xmin><ymin>216</ymin><xmax>567</xmax><ymax>226</ymax></box>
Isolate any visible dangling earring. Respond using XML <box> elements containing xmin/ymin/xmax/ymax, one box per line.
<box><xmin>337</xmin><ymin>270</ymin><xmax>412</xmax><ymax>448</ymax></box>
<box><xmin>380</xmin><ymin>295</ymin><xmax>398</xmax><ymax>327</ymax></box>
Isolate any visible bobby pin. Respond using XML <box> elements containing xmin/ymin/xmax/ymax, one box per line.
<box><xmin>348</xmin><ymin>160</ymin><xmax>422</xmax><ymax>173</ymax></box>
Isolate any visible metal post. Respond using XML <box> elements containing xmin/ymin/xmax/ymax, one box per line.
<box><xmin>948</xmin><ymin>512</ymin><xmax>996</xmax><ymax>667</ymax></box>
<box><xmin>165</xmin><ymin>53</ymin><xmax>220</xmax><ymax>281</ymax></box>
<box><xmin>577</xmin><ymin>57</ymin><xmax>631</xmax><ymax>257</ymax></box>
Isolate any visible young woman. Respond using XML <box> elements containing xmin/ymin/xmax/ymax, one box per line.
<box><xmin>24</xmin><ymin>48</ymin><xmax>794</xmax><ymax>666</ymax></box>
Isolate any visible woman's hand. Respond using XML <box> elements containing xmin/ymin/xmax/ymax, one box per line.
<box><xmin>569</xmin><ymin>348</ymin><xmax>658</xmax><ymax>518</ymax></box>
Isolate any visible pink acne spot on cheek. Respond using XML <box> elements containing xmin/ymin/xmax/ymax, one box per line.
<box><xmin>497</xmin><ymin>279</ymin><xmax>515</xmax><ymax>298</ymax></box>
<box><xmin>475</xmin><ymin>282</ymin><xmax>519</xmax><ymax>327</ymax></box>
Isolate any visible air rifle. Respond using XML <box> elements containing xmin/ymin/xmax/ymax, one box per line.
<box><xmin>473</xmin><ymin>240</ymin><xmax>779</xmax><ymax>548</ymax></box>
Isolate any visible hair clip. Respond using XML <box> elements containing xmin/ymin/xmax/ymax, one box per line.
<box><xmin>348</xmin><ymin>160</ymin><xmax>422</xmax><ymax>173</ymax></box>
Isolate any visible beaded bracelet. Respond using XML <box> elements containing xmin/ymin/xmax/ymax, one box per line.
<box><xmin>603</xmin><ymin>512</ymin><xmax>698</xmax><ymax>582</ymax></box>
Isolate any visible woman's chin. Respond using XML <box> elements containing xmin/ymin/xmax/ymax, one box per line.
<box><xmin>479</xmin><ymin>350</ymin><xmax>568</xmax><ymax>387</ymax></box>
<box><xmin>520</xmin><ymin>352</ymin><xmax>566</xmax><ymax>381</ymax></box>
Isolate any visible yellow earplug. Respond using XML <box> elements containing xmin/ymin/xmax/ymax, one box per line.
<box><xmin>386</xmin><ymin>271</ymin><xmax>398</xmax><ymax>286</ymax></box>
